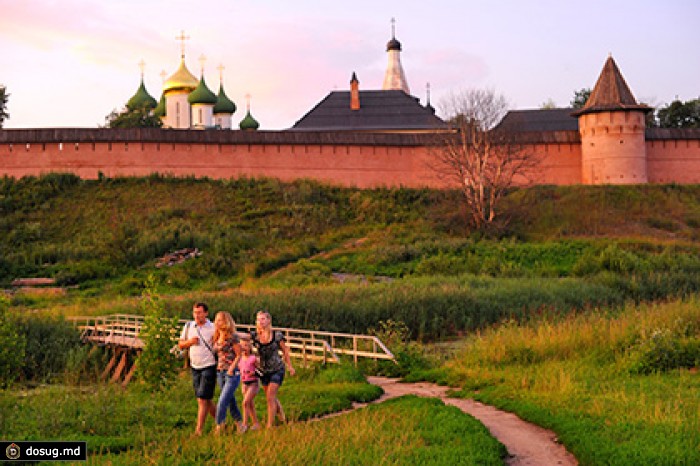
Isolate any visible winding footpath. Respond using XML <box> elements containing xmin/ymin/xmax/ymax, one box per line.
<box><xmin>352</xmin><ymin>377</ymin><xmax>578</xmax><ymax>466</ymax></box>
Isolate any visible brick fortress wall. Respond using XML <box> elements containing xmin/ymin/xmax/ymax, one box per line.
<box><xmin>0</xmin><ymin>128</ymin><xmax>698</xmax><ymax>186</ymax></box>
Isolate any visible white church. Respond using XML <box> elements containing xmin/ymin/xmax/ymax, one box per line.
<box><xmin>125</xmin><ymin>32</ymin><xmax>259</xmax><ymax>131</ymax></box>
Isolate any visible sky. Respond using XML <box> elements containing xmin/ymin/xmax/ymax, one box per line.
<box><xmin>1</xmin><ymin>0</ymin><xmax>698</xmax><ymax>130</ymax></box>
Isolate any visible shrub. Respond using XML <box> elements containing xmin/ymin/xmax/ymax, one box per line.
<box><xmin>13</xmin><ymin>313</ymin><xmax>81</xmax><ymax>383</ymax></box>
<box><xmin>628</xmin><ymin>328</ymin><xmax>700</xmax><ymax>374</ymax></box>
<box><xmin>136</xmin><ymin>276</ymin><xmax>181</xmax><ymax>389</ymax></box>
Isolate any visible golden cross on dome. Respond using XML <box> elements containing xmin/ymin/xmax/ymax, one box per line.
<box><xmin>198</xmin><ymin>54</ymin><xmax>207</xmax><ymax>75</ymax></box>
<box><xmin>217</xmin><ymin>64</ymin><xmax>225</xmax><ymax>83</ymax></box>
<box><xmin>176</xmin><ymin>30</ymin><xmax>190</xmax><ymax>58</ymax></box>
<box><xmin>160</xmin><ymin>70</ymin><xmax>167</xmax><ymax>82</ymax></box>
<box><xmin>245</xmin><ymin>93</ymin><xmax>251</xmax><ymax>111</ymax></box>
<box><xmin>138</xmin><ymin>59</ymin><xmax>146</xmax><ymax>79</ymax></box>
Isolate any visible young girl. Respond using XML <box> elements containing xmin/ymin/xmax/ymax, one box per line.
<box><xmin>213</xmin><ymin>311</ymin><xmax>242</xmax><ymax>434</ymax></box>
<box><xmin>249</xmin><ymin>310</ymin><xmax>295</xmax><ymax>428</ymax></box>
<box><xmin>238</xmin><ymin>339</ymin><xmax>261</xmax><ymax>432</ymax></box>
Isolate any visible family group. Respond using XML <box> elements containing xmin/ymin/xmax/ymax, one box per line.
<box><xmin>176</xmin><ymin>302</ymin><xmax>295</xmax><ymax>436</ymax></box>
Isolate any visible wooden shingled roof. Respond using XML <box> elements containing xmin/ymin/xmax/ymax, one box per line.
<box><xmin>573</xmin><ymin>56</ymin><xmax>651</xmax><ymax>116</ymax></box>
<box><xmin>291</xmin><ymin>90</ymin><xmax>446</xmax><ymax>132</ymax></box>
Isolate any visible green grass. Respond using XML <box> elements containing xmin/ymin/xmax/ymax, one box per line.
<box><xmin>5</xmin><ymin>175</ymin><xmax>700</xmax><ymax>463</ymax></box>
<box><xmin>0</xmin><ymin>366</ymin><xmax>506</xmax><ymax>465</ymax></box>
<box><xmin>94</xmin><ymin>397</ymin><xmax>505</xmax><ymax>465</ymax></box>
<box><xmin>3</xmin><ymin>176</ymin><xmax>700</xmax><ymax>293</ymax></box>
<box><xmin>432</xmin><ymin>298</ymin><xmax>700</xmax><ymax>465</ymax></box>
<box><xmin>0</xmin><ymin>366</ymin><xmax>380</xmax><ymax>454</ymax></box>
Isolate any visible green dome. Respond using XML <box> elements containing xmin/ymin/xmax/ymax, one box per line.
<box><xmin>239</xmin><ymin>110</ymin><xmax>259</xmax><ymax>130</ymax></box>
<box><xmin>188</xmin><ymin>76</ymin><xmax>218</xmax><ymax>105</ymax></box>
<box><xmin>127</xmin><ymin>80</ymin><xmax>158</xmax><ymax>110</ymax></box>
<box><xmin>213</xmin><ymin>84</ymin><xmax>236</xmax><ymax>114</ymax></box>
<box><xmin>153</xmin><ymin>93</ymin><xmax>166</xmax><ymax>117</ymax></box>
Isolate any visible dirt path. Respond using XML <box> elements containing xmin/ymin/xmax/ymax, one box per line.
<box><xmin>360</xmin><ymin>377</ymin><xmax>578</xmax><ymax>466</ymax></box>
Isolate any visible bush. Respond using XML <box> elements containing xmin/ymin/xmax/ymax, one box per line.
<box><xmin>628</xmin><ymin>328</ymin><xmax>700</xmax><ymax>374</ymax></box>
<box><xmin>136</xmin><ymin>276</ymin><xmax>181</xmax><ymax>389</ymax></box>
<box><xmin>13</xmin><ymin>313</ymin><xmax>81</xmax><ymax>384</ymax></box>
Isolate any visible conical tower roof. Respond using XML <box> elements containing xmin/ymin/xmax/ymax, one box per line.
<box><xmin>127</xmin><ymin>79</ymin><xmax>158</xmax><ymax>110</ymax></box>
<box><xmin>573</xmin><ymin>56</ymin><xmax>650</xmax><ymax>116</ymax></box>
<box><xmin>213</xmin><ymin>84</ymin><xmax>236</xmax><ymax>114</ymax></box>
<box><xmin>163</xmin><ymin>58</ymin><xmax>198</xmax><ymax>93</ymax></box>
<box><xmin>188</xmin><ymin>76</ymin><xmax>218</xmax><ymax>104</ymax></box>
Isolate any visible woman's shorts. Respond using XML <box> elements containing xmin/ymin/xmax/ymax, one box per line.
<box><xmin>260</xmin><ymin>367</ymin><xmax>285</xmax><ymax>387</ymax></box>
<box><xmin>191</xmin><ymin>365</ymin><xmax>217</xmax><ymax>399</ymax></box>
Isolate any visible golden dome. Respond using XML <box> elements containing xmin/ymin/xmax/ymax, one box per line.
<box><xmin>163</xmin><ymin>58</ymin><xmax>198</xmax><ymax>93</ymax></box>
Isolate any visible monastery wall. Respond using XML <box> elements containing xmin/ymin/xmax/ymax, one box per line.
<box><xmin>0</xmin><ymin>128</ymin><xmax>698</xmax><ymax>187</ymax></box>
<box><xmin>645</xmin><ymin>129</ymin><xmax>700</xmax><ymax>184</ymax></box>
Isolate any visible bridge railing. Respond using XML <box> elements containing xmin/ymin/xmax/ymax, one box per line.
<box><xmin>68</xmin><ymin>314</ymin><xmax>394</xmax><ymax>365</ymax></box>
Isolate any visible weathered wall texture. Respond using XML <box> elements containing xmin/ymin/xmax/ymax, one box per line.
<box><xmin>0</xmin><ymin>128</ymin><xmax>698</xmax><ymax>187</ymax></box>
<box><xmin>646</xmin><ymin>129</ymin><xmax>700</xmax><ymax>184</ymax></box>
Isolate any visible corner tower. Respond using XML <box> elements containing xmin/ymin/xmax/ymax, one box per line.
<box><xmin>382</xmin><ymin>18</ymin><xmax>410</xmax><ymax>94</ymax></box>
<box><xmin>573</xmin><ymin>56</ymin><xmax>651</xmax><ymax>184</ymax></box>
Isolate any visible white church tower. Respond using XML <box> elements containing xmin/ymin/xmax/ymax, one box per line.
<box><xmin>162</xmin><ymin>31</ymin><xmax>198</xmax><ymax>129</ymax></box>
<box><xmin>382</xmin><ymin>18</ymin><xmax>410</xmax><ymax>94</ymax></box>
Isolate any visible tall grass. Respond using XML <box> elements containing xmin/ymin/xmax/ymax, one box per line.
<box><xmin>439</xmin><ymin>298</ymin><xmax>700</xmax><ymax>465</ymax></box>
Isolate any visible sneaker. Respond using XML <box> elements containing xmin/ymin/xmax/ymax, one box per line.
<box><xmin>250</xmin><ymin>423</ymin><xmax>261</xmax><ymax>431</ymax></box>
<box><xmin>238</xmin><ymin>424</ymin><xmax>248</xmax><ymax>433</ymax></box>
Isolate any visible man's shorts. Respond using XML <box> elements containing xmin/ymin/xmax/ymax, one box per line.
<box><xmin>191</xmin><ymin>365</ymin><xmax>217</xmax><ymax>399</ymax></box>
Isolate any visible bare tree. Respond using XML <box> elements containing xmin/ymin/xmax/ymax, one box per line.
<box><xmin>431</xmin><ymin>88</ymin><xmax>541</xmax><ymax>231</ymax></box>
<box><xmin>0</xmin><ymin>85</ymin><xmax>9</xmax><ymax>128</ymax></box>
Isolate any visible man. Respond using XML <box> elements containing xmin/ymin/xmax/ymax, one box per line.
<box><xmin>178</xmin><ymin>302</ymin><xmax>217</xmax><ymax>436</ymax></box>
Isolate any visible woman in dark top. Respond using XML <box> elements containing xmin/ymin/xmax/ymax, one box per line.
<box><xmin>249</xmin><ymin>310</ymin><xmax>295</xmax><ymax>428</ymax></box>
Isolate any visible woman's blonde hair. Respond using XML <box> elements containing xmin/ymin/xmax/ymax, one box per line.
<box><xmin>214</xmin><ymin>311</ymin><xmax>237</xmax><ymax>343</ymax></box>
<box><xmin>255</xmin><ymin>310</ymin><xmax>272</xmax><ymax>338</ymax></box>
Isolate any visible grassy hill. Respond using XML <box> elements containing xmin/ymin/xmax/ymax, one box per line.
<box><xmin>3</xmin><ymin>174</ymin><xmax>700</xmax><ymax>337</ymax></box>
<box><xmin>2</xmin><ymin>174</ymin><xmax>699</xmax><ymax>464</ymax></box>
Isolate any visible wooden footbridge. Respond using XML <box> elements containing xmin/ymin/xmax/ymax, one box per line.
<box><xmin>68</xmin><ymin>314</ymin><xmax>395</xmax><ymax>386</ymax></box>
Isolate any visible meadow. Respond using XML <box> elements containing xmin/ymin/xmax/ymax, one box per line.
<box><xmin>2</xmin><ymin>174</ymin><xmax>700</xmax><ymax>464</ymax></box>
<box><xmin>0</xmin><ymin>365</ymin><xmax>505</xmax><ymax>465</ymax></box>
<box><xmin>417</xmin><ymin>298</ymin><xmax>700</xmax><ymax>465</ymax></box>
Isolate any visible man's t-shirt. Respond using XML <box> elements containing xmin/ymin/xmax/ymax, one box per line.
<box><xmin>181</xmin><ymin>319</ymin><xmax>216</xmax><ymax>369</ymax></box>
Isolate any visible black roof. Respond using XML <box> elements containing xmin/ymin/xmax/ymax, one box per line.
<box><xmin>496</xmin><ymin>108</ymin><xmax>579</xmax><ymax>132</ymax></box>
<box><xmin>291</xmin><ymin>90</ymin><xmax>446</xmax><ymax>132</ymax></box>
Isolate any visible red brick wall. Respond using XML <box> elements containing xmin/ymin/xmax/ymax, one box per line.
<box><xmin>646</xmin><ymin>138</ymin><xmax>700</xmax><ymax>184</ymax></box>
<box><xmin>0</xmin><ymin>128</ymin><xmax>698</xmax><ymax>186</ymax></box>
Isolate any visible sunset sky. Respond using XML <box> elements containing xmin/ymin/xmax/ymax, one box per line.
<box><xmin>1</xmin><ymin>0</ymin><xmax>698</xmax><ymax>130</ymax></box>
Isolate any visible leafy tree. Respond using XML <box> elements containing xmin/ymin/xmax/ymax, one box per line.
<box><xmin>432</xmin><ymin>89</ymin><xmax>541</xmax><ymax>231</ymax></box>
<box><xmin>136</xmin><ymin>275</ymin><xmax>180</xmax><ymax>389</ymax></box>
<box><xmin>105</xmin><ymin>106</ymin><xmax>162</xmax><ymax>128</ymax></box>
<box><xmin>540</xmin><ymin>98</ymin><xmax>558</xmax><ymax>109</ymax></box>
<box><xmin>0</xmin><ymin>85</ymin><xmax>9</xmax><ymax>128</ymax></box>
<box><xmin>0</xmin><ymin>295</ymin><xmax>26</xmax><ymax>388</ymax></box>
<box><xmin>571</xmin><ymin>88</ymin><xmax>592</xmax><ymax>109</ymax></box>
<box><xmin>656</xmin><ymin>98</ymin><xmax>700</xmax><ymax>128</ymax></box>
